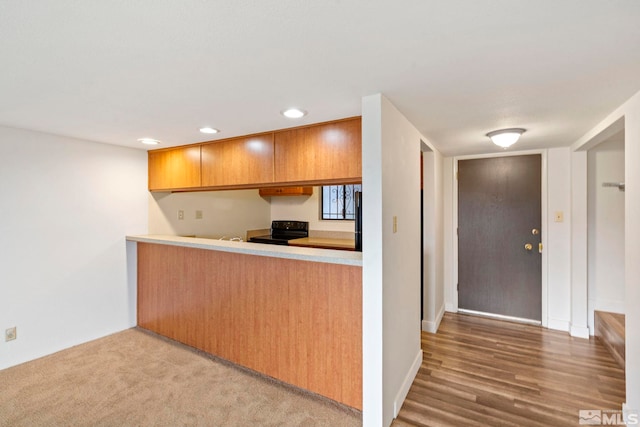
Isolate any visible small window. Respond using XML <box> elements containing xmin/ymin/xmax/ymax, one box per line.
<box><xmin>321</xmin><ymin>184</ymin><xmax>362</xmax><ymax>220</ymax></box>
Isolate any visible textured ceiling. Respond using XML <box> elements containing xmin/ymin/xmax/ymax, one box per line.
<box><xmin>1</xmin><ymin>1</ymin><xmax>639</xmax><ymax>156</ymax></box>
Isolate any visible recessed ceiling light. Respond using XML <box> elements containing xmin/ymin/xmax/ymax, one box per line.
<box><xmin>138</xmin><ymin>138</ymin><xmax>160</xmax><ymax>145</ymax></box>
<box><xmin>486</xmin><ymin>128</ymin><xmax>526</xmax><ymax>148</ymax></box>
<box><xmin>199</xmin><ymin>127</ymin><xmax>219</xmax><ymax>134</ymax></box>
<box><xmin>281</xmin><ymin>108</ymin><xmax>307</xmax><ymax>119</ymax></box>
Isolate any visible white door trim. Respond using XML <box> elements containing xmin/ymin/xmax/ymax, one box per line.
<box><xmin>452</xmin><ymin>149</ymin><xmax>549</xmax><ymax>328</ymax></box>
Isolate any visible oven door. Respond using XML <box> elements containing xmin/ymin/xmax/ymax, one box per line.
<box><xmin>248</xmin><ymin>236</ymin><xmax>290</xmax><ymax>245</ymax></box>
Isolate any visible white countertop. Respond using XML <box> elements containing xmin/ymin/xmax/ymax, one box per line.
<box><xmin>126</xmin><ymin>235</ymin><xmax>363</xmax><ymax>266</ymax></box>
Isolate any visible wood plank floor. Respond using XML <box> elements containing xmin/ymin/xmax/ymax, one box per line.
<box><xmin>394</xmin><ymin>313</ymin><xmax>626</xmax><ymax>427</ymax></box>
<box><xmin>595</xmin><ymin>310</ymin><xmax>626</xmax><ymax>369</ymax></box>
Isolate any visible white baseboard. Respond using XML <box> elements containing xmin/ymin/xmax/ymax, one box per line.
<box><xmin>570</xmin><ymin>324</ymin><xmax>590</xmax><ymax>339</ymax></box>
<box><xmin>547</xmin><ymin>318</ymin><xmax>570</xmax><ymax>332</ymax></box>
<box><xmin>393</xmin><ymin>349</ymin><xmax>422</xmax><ymax>418</ymax></box>
<box><xmin>422</xmin><ymin>304</ymin><xmax>445</xmax><ymax>333</ymax></box>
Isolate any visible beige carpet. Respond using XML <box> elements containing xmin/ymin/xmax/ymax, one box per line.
<box><xmin>0</xmin><ymin>328</ymin><xmax>362</xmax><ymax>427</ymax></box>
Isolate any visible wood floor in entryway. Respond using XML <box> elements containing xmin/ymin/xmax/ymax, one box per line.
<box><xmin>394</xmin><ymin>313</ymin><xmax>625</xmax><ymax>427</ymax></box>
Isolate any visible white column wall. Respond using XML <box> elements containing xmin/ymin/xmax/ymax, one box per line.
<box><xmin>362</xmin><ymin>93</ymin><xmax>432</xmax><ymax>426</ymax></box>
<box><xmin>624</xmin><ymin>94</ymin><xmax>640</xmax><ymax>414</ymax></box>
<box><xmin>546</xmin><ymin>148</ymin><xmax>572</xmax><ymax>331</ymax></box>
<box><xmin>361</xmin><ymin>94</ymin><xmax>385</xmax><ymax>427</ymax></box>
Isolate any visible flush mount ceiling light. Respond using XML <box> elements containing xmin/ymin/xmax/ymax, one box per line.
<box><xmin>281</xmin><ymin>108</ymin><xmax>307</xmax><ymax>119</ymax></box>
<box><xmin>138</xmin><ymin>138</ymin><xmax>160</xmax><ymax>146</ymax></box>
<box><xmin>486</xmin><ymin>128</ymin><xmax>526</xmax><ymax>148</ymax></box>
<box><xmin>199</xmin><ymin>127</ymin><xmax>219</xmax><ymax>134</ymax></box>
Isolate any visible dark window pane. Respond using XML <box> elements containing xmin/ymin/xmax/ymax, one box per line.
<box><xmin>322</xmin><ymin>184</ymin><xmax>362</xmax><ymax>220</ymax></box>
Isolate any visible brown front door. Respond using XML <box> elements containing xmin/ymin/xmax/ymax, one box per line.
<box><xmin>458</xmin><ymin>155</ymin><xmax>542</xmax><ymax>321</ymax></box>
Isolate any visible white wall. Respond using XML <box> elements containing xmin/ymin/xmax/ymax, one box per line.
<box><xmin>625</xmin><ymin>92</ymin><xmax>640</xmax><ymax>418</ymax></box>
<box><xmin>546</xmin><ymin>148</ymin><xmax>572</xmax><ymax>331</ymax></box>
<box><xmin>362</xmin><ymin>94</ymin><xmax>423</xmax><ymax>427</ymax></box>
<box><xmin>362</xmin><ymin>94</ymin><xmax>384</xmax><ymax>427</ymax></box>
<box><xmin>587</xmin><ymin>138</ymin><xmax>625</xmax><ymax>331</ymax></box>
<box><xmin>572</xmin><ymin>89</ymin><xmax>640</xmax><ymax>415</ymax></box>
<box><xmin>149</xmin><ymin>189</ymin><xmax>271</xmax><ymax>240</ymax></box>
<box><xmin>422</xmin><ymin>150</ymin><xmax>445</xmax><ymax>333</ymax></box>
<box><xmin>0</xmin><ymin>126</ymin><xmax>148</xmax><ymax>370</ymax></box>
<box><xmin>269</xmin><ymin>187</ymin><xmax>355</xmax><ymax>234</ymax></box>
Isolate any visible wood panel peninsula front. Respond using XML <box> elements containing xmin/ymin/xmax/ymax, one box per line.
<box><xmin>127</xmin><ymin>235</ymin><xmax>363</xmax><ymax>410</ymax></box>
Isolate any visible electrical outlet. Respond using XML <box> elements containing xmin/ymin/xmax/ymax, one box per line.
<box><xmin>195</xmin><ymin>210</ymin><xmax>203</xmax><ymax>219</ymax></box>
<box><xmin>554</xmin><ymin>211</ymin><xmax>564</xmax><ymax>222</ymax></box>
<box><xmin>5</xmin><ymin>327</ymin><xmax>16</xmax><ymax>342</ymax></box>
<box><xmin>177</xmin><ymin>210</ymin><xmax>184</xmax><ymax>220</ymax></box>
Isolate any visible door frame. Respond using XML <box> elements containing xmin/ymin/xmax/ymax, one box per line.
<box><xmin>452</xmin><ymin>149</ymin><xmax>549</xmax><ymax>328</ymax></box>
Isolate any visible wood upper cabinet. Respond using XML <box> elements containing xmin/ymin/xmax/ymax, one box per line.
<box><xmin>147</xmin><ymin>117</ymin><xmax>361</xmax><ymax>191</ymax></box>
<box><xmin>201</xmin><ymin>134</ymin><xmax>274</xmax><ymax>188</ymax></box>
<box><xmin>148</xmin><ymin>145</ymin><xmax>201</xmax><ymax>191</ymax></box>
<box><xmin>274</xmin><ymin>117</ymin><xmax>362</xmax><ymax>184</ymax></box>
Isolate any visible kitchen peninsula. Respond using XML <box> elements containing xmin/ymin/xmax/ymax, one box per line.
<box><xmin>126</xmin><ymin>235</ymin><xmax>363</xmax><ymax>409</ymax></box>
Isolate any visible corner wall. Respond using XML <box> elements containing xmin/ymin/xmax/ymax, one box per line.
<box><xmin>362</xmin><ymin>94</ymin><xmax>423</xmax><ymax>427</ymax></box>
<box><xmin>0</xmin><ymin>126</ymin><xmax>148</xmax><ymax>370</ymax></box>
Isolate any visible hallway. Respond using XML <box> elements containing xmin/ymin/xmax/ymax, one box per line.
<box><xmin>394</xmin><ymin>313</ymin><xmax>625</xmax><ymax>426</ymax></box>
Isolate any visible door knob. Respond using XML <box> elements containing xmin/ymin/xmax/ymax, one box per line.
<box><xmin>524</xmin><ymin>243</ymin><xmax>533</xmax><ymax>251</ymax></box>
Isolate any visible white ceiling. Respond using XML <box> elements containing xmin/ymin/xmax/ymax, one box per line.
<box><xmin>1</xmin><ymin>1</ymin><xmax>639</xmax><ymax>156</ymax></box>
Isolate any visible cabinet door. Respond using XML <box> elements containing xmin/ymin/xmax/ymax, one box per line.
<box><xmin>274</xmin><ymin>117</ymin><xmax>361</xmax><ymax>184</ymax></box>
<box><xmin>148</xmin><ymin>146</ymin><xmax>201</xmax><ymax>191</ymax></box>
<box><xmin>201</xmin><ymin>134</ymin><xmax>274</xmax><ymax>188</ymax></box>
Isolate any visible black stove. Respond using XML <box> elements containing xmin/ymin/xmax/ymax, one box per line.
<box><xmin>249</xmin><ymin>220</ymin><xmax>309</xmax><ymax>246</ymax></box>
